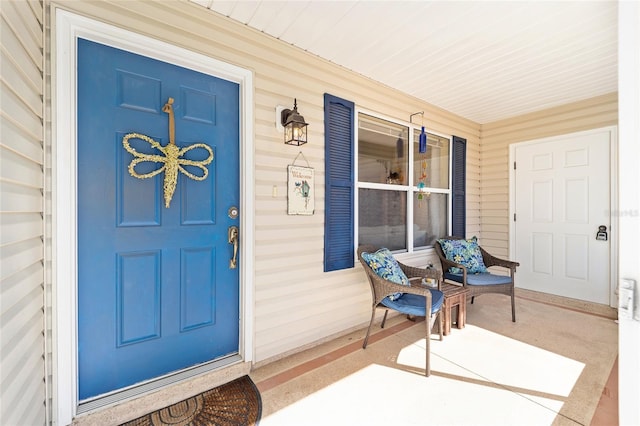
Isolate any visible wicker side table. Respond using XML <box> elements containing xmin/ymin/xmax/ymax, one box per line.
<box><xmin>441</xmin><ymin>283</ymin><xmax>469</xmax><ymax>336</ymax></box>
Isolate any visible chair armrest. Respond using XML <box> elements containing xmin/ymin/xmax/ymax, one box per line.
<box><xmin>441</xmin><ymin>259</ymin><xmax>468</xmax><ymax>285</ymax></box>
<box><xmin>480</xmin><ymin>247</ymin><xmax>519</xmax><ymax>272</ymax></box>
<box><xmin>401</xmin><ymin>263</ymin><xmax>442</xmax><ymax>291</ymax></box>
<box><xmin>368</xmin><ymin>273</ymin><xmax>433</xmax><ymax>304</ymax></box>
<box><xmin>400</xmin><ymin>263</ymin><xmax>442</xmax><ymax>280</ymax></box>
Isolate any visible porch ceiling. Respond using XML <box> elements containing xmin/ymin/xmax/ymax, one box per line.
<box><xmin>191</xmin><ymin>0</ymin><xmax>617</xmax><ymax>124</ymax></box>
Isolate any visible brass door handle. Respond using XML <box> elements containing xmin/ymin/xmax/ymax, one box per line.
<box><xmin>228</xmin><ymin>226</ymin><xmax>239</xmax><ymax>269</ymax></box>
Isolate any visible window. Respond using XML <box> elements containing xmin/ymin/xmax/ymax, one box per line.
<box><xmin>357</xmin><ymin>112</ymin><xmax>451</xmax><ymax>252</ymax></box>
<box><xmin>323</xmin><ymin>93</ymin><xmax>465</xmax><ymax>272</ymax></box>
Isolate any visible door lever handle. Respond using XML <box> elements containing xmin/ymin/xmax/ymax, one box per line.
<box><xmin>596</xmin><ymin>225</ymin><xmax>608</xmax><ymax>241</ymax></box>
<box><xmin>228</xmin><ymin>226</ymin><xmax>239</xmax><ymax>269</ymax></box>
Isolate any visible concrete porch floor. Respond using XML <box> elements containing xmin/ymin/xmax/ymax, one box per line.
<box><xmin>251</xmin><ymin>290</ymin><xmax>618</xmax><ymax>426</ymax></box>
<box><xmin>73</xmin><ymin>290</ymin><xmax>618</xmax><ymax>425</ymax></box>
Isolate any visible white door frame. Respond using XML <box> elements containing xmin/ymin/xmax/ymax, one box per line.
<box><xmin>508</xmin><ymin>126</ymin><xmax>618</xmax><ymax>307</ymax></box>
<box><xmin>53</xmin><ymin>9</ymin><xmax>255</xmax><ymax>424</ymax></box>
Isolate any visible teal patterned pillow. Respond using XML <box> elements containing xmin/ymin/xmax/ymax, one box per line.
<box><xmin>437</xmin><ymin>237</ymin><xmax>487</xmax><ymax>274</ymax></box>
<box><xmin>362</xmin><ymin>248</ymin><xmax>410</xmax><ymax>301</ymax></box>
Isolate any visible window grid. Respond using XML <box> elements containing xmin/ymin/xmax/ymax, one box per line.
<box><xmin>356</xmin><ymin>110</ymin><xmax>452</xmax><ymax>253</ymax></box>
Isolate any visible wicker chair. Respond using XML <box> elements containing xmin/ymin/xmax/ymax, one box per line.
<box><xmin>435</xmin><ymin>236</ymin><xmax>520</xmax><ymax>322</ymax></box>
<box><xmin>357</xmin><ymin>245</ymin><xmax>444</xmax><ymax>376</ymax></box>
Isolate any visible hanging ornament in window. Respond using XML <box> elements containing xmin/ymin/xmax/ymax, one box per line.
<box><xmin>417</xmin><ymin>119</ymin><xmax>429</xmax><ymax>207</ymax></box>
<box><xmin>419</xmin><ymin>125</ymin><xmax>427</xmax><ymax>154</ymax></box>
<box><xmin>122</xmin><ymin>98</ymin><xmax>214</xmax><ymax>208</ymax></box>
<box><xmin>417</xmin><ymin>159</ymin><xmax>429</xmax><ymax>207</ymax></box>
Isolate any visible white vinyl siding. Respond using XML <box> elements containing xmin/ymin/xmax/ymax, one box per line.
<box><xmin>0</xmin><ymin>1</ymin><xmax>46</xmax><ymax>425</ymax></box>
<box><xmin>479</xmin><ymin>93</ymin><xmax>618</xmax><ymax>258</ymax></box>
<box><xmin>47</xmin><ymin>0</ymin><xmax>481</xmax><ymax>367</ymax></box>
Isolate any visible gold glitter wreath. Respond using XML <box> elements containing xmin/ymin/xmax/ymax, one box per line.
<box><xmin>122</xmin><ymin>98</ymin><xmax>214</xmax><ymax>208</ymax></box>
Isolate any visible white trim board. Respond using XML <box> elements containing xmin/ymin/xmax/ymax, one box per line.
<box><xmin>53</xmin><ymin>9</ymin><xmax>255</xmax><ymax>424</ymax></box>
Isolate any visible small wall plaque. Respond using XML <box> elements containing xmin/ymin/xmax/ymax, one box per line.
<box><xmin>287</xmin><ymin>162</ymin><xmax>314</xmax><ymax>215</ymax></box>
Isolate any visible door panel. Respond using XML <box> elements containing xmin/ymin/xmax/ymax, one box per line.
<box><xmin>77</xmin><ymin>39</ymin><xmax>240</xmax><ymax>400</ymax></box>
<box><xmin>514</xmin><ymin>130</ymin><xmax>610</xmax><ymax>304</ymax></box>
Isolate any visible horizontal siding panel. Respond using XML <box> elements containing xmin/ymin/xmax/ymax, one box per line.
<box><xmin>255</xmin><ymin>226</ymin><xmax>323</xmax><ymax>245</ymax></box>
<box><xmin>479</xmin><ymin>194</ymin><xmax>509</xmax><ymax>203</ymax></box>
<box><xmin>1</xmin><ymin>79</ymin><xmax>42</xmax><ymax>137</ymax></box>
<box><xmin>485</xmin><ymin>118</ymin><xmax>617</xmax><ymax>147</ymax></box>
<box><xmin>481</xmin><ymin>202</ymin><xmax>509</xmax><ymax>212</ymax></box>
<box><xmin>0</xmin><ymin>182</ymin><xmax>42</xmax><ymax>212</ymax></box>
<box><xmin>255</xmin><ymin>276</ymin><xmax>367</xmax><ymax>311</ymax></box>
<box><xmin>481</xmin><ymin>170</ymin><xmax>509</xmax><ymax>182</ymax></box>
<box><xmin>0</xmin><ymin>261</ymin><xmax>42</xmax><ymax>313</ymax></box>
<box><xmin>483</xmin><ymin>224</ymin><xmax>508</xmax><ymax>233</ymax></box>
<box><xmin>479</xmin><ymin>145</ymin><xmax>511</xmax><ymax>159</ymax></box>
<box><xmin>0</xmin><ymin>212</ymin><xmax>42</xmax><ymax>246</ymax></box>
<box><xmin>1</xmin><ymin>320</ymin><xmax>45</xmax><ymax>426</ymax></box>
<box><xmin>1</xmin><ymin>49</ymin><xmax>42</xmax><ymax>117</ymax></box>
<box><xmin>1</xmin><ymin>118</ymin><xmax>43</xmax><ymax>163</ymax></box>
<box><xmin>1</xmin><ymin>1</ymin><xmax>42</xmax><ymax>65</ymax></box>
<box><xmin>0</xmin><ymin>147</ymin><xmax>43</xmax><ymax>188</ymax></box>
<box><xmin>1</xmin><ymin>296</ymin><xmax>43</xmax><ymax>387</ymax></box>
<box><xmin>480</xmin><ymin>93</ymin><xmax>617</xmax><ymax>138</ymax></box>
<box><xmin>256</xmin><ymin>295</ymin><xmax>370</xmax><ymax>353</ymax></box>
<box><xmin>0</xmin><ymin>237</ymin><xmax>42</xmax><ymax>280</ymax></box>
<box><xmin>255</xmin><ymin>263</ymin><xmax>364</xmax><ymax>290</ymax></box>
<box><xmin>482</xmin><ymin>210</ymin><xmax>510</xmax><ymax>219</ymax></box>
<box><xmin>255</xmin><ymin>296</ymin><xmax>370</xmax><ymax>340</ymax></box>
<box><xmin>0</xmin><ymin>15</ymin><xmax>42</xmax><ymax>92</ymax></box>
<box><xmin>255</xmin><ymin>227</ymin><xmax>323</xmax><ymax>244</ymax></box>
<box><xmin>478</xmin><ymin>179</ymin><xmax>510</xmax><ymax>190</ymax></box>
<box><xmin>254</xmin><ymin>299</ymin><xmax>367</xmax><ymax>330</ymax></box>
<box><xmin>481</xmin><ymin>231</ymin><xmax>509</xmax><ymax>242</ymax></box>
<box><xmin>478</xmin><ymin>238</ymin><xmax>508</xmax><ymax>250</ymax></box>
<box><xmin>256</xmin><ymin>312</ymin><xmax>367</xmax><ymax>362</ymax></box>
<box><xmin>254</xmin><ymin>254</ymin><xmax>322</xmax><ymax>275</ymax></box>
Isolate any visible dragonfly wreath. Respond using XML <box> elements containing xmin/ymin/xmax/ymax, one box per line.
<box><xmin>122</xmin><ymin>98</ymin><xmax>214</xmax><ymax>208</ymax></box>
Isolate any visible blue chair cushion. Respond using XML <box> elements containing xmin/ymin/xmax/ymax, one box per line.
<box><xmin>362</xmin><ymin>248</ymin><xmax>410</xmax><ymax>301</ymax></box>
<box><xmin>445</xmin><ymin>272</ymin><xmax>513</xmax><ymax>286</ymax></box>
<box><xmin>380</xmin><ymin>290</ymin><xmax>444</xmax><ymax>316</ymax></box>
<box><xmin>437</xmin><ymin>236</ymin><xmax>487</xmax><ymax>274</ymax></box>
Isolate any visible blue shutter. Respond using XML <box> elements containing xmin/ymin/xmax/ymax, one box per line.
<box><xmin>324</xmin><ymin>94</ymin><xmax>355</xmax><ymax>272</ymax></box>
<box><xmin>451</xmin><ymin>136</ymin><xmax>466</xmax><ymax>237</ymax></box>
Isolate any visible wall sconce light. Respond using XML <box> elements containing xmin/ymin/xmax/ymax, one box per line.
<box><xmin>280</xmin><ymin>98</ymin><xmax>308</xmax><ymax>146</ymax></box>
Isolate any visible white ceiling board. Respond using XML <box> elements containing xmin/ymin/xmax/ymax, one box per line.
<box><xmin>278</xmin><ymin>2</ymin><xmax>358</xmax><ymax>49</ymax></box>
<box><xmin>199</xmin><ymin>0</ymin><xmax>618</xmax><ymax>124</ymax></box>
<box><xmin>224</xmin><ymin>1</ymin><xmax>261</xmax><ymax>24</ymax></box>
<box><xmin>259</xmin><ymin>2</ymin><xmax>311</xmax><ymax>37</ymax></box>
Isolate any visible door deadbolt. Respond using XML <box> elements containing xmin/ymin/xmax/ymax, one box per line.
<box><xmin>596</xmin><ymin>225</ymin><xmax>608</xmax><ymax>241</ymax></box>
<box><xmin>228</xmin><ymin>206</ymin><xmax>239</xmax><ymax>219</ymax></box>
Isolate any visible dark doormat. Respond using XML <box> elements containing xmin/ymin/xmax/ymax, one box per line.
<box><xmin>121</xmin><ymin>376</ymin><xmax>262</xmax><ymax>426</ymax></box>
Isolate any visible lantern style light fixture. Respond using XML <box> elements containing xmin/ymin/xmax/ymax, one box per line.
<box><xmin>280</xmin><ymin>98</ymin><xmax>308</xmax><ymax>146</ymax></box>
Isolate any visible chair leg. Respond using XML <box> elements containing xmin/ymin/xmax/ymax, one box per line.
<box><xmin>380</xmin><ymin>309</ymin><xmax>389</xmax><ymax>329</ymax></box>
<box><xmin>362</xmin><ymin>308</ymin><xmax>377</xmax><ymax>349</ymax></box>
<box><xmin>425</xmin><ymin>315</ymin><xmax>431</xmax><ymax>377</ymax></box>
<box><xmin>471</xmin><ymin>296</ymin><xmax>475</xmax><ymax>304</ymax></box>
<box><xmin>511</xmin><ymin>288</ymin><xmax>516</xmax><ymax>322</ymax></box>
<box><xmin>438</xmin><ymin>311</ymin><xmax>443</xmax><ymax>341</ymax></box>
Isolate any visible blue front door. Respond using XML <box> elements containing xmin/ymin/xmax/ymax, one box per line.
<box><xmin>77</xmin><ymin>39</ymin><xmax>240</xmax><ymax>400</ymax></box>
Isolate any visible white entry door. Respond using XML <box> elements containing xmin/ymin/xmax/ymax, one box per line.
<box><xmin>512</xmin><ymin>128</ymin><xmax>614</xmax><ymax>305</ymax></box>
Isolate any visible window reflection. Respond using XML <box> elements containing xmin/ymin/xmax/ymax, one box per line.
<box><xmin>413</xmin><ymin>192</ymin><xmax>448</xmax><ymax>249</ymax></box>
<box><xmin>358</xmin><ymin>189</ymin><xmax>407</xmax><ymax>251</ymax></box>
<box><xmin>413</xmin><ymin>132</ymin><xmax>449</xmax><ymax>189</ymax></box>
<box><xmin>358</xmin><ymin>114</ymin><xmax>408</xmax><ymax>186</ymax></box>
